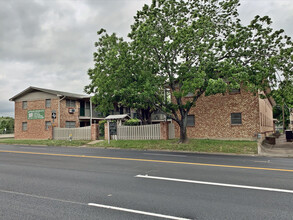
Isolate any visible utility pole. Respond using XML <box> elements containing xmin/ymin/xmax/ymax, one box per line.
<box><xmin>282</xmin><ymin>98</ymin><xmax>285</xmax><ymax>133</ymax></box>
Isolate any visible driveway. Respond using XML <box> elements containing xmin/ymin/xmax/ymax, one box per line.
<box><xmin>259</xmin><ymin>134</ymin><xmax>293</xmax><ymax>157</ymax></box>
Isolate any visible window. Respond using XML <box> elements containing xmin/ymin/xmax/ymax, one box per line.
<box><xmin>22</xmin><ymin>101</ymin><xmax>27</xmax><ymax>109</ymax></box>
<box><xmin>231</xmin><ymin>113</ymin><xmax>242</xmax><ymax>125</ymax></box>
<box><xmin>187</xmin><ymin>115</ymin><xmax>195</xmax><ymax>126</ymax></box>
<box><xmin>229</xmin><ymin>88</ymin><xmax>240</xmax><ymax>94</ymax></box>
<box><xmin>45</xmin><ymin>121</ymin><xmax>51</xmax><ymax>130</ymax></box>
<box><xmin>45</xmin><ymin>99</ymin><xmax>51</xmax><ymax>108</ymax></box>
<box><xmin>22</xmin><ymin>122</ymin><xmax>27</xmax><ymax>131</ymax></box>
<box><xmin>66</xmin><ymin>99</ymin><xmax>76</xmax><ymax>108</ymax></box>
<box><xmin>65</xmin><ymin>121</ymin><xmax>75</xmax><ymax>128</ymax></box>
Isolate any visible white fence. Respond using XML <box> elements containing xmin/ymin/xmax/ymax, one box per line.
<box><xmin>53</xmin><ymin>126</ymin><xmax>91</xmax><ymax>140</ymax></box>
<box><xmin>117</xmin><ymin>124</ymin><xmax>161</xmax><ymax>140</ymax></box>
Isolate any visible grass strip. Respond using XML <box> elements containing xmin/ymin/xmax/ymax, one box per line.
<box><xmin>93</xmin><ymin>139</ymin><xmax>257</xmax><ymax>154</ymax></box>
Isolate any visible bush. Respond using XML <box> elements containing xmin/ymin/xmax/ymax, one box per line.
<box><xmin>99</xmin><ymin>120</ymin><xmax>107</xmax><ymax>136</ymax></box>
<box><xmin>124</xmin><ymin>118</ymin><xmax>141</xmax><ymax>126</ymax></box>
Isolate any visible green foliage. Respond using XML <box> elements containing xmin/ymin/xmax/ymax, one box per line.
<box><xmin>99</xmin><ymin>120</ymin><xmax>107</xmax><ymax>136</ymax></box>
<box><xmin>0</xmin><ymin>117</ymin><xmax>14</xmax><ymax>134</ymax></box>
<box><xmin>124</xmin><ymin>118</ymin><xmax>141</xmax><ymax>126</ymax></box>
<box><xmin>86</xmin><ymin>0</ymin><xmax>293</xmax><ymax>142</ymax></box>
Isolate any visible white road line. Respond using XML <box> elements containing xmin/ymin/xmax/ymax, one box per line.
<box><xmin>0</xmin><ymin>188</ymin><xmax>85</xmax><ymax>205</ymax></box>
<box><xmin>136</xmin><ymin>174</ymin><xmax>293</xmax><ymax>194</ymax></box>
<box><xmin>144</xmin><ymin>153</ymin><xmax>187</xmax><ymax>157</ymax></box>
<box><xmin>88</xmin><ymin>203</ymin><xmax>191</xmax><ymax>220</ymax></box>
<box><xmin>0</xmin><ymin>188</ymin><xmax>190</xmax><ymax>219</ymax></box>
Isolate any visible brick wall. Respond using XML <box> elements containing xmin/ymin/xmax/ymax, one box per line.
<box><xmin>59</xmin><ymin>99</ymin><xmax>80</xmax><ymax>128</ymax></box>
<box><xmin>259</xmin><ymin>97</ymin><xmax>274</xmax><ymax>136</ymax></box>
<box><xmin>173</xmin><ymin>90</ymin><xmax>260</xmax><ymax>140</ymax></box>
<box><xmin>160</xmin><ymin>121</ymin><xmax>169</xmax><ymax>140</ymax></box>
<box><xmin>14</xmin><ymin>98</ymin><xmax>81</xmax><ymax>139</ymax></box>
<box><xmin>91</xmin><ymin>123</ymin><xmax>99</xmax><ymax>140</ymax></box>
<box><xmin>14</xmin><ymin>99</ymin><xmax>59</xmax><ymax>139</ymax></box>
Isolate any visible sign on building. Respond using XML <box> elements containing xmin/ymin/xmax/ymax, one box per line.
<box><xmin>109</xmin><ymin>122</ymin><xmax>117</xmax><ymax>135</ymax></box>
<box><xmin>27</xmin><ymin>109</ymin><xmax>45</xmax><ymax>120</ymax></box>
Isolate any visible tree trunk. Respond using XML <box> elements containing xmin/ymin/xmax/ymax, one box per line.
<box><xmin>178</xmin><ymin>114</ymin><xmax>188</xmax><ymax>143</ymax></box>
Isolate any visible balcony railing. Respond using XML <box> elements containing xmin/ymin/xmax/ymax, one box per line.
<box><xmin>79</xmin><ymin>108</ymin><xmax>104</xmax><ymax>118</ymax></box>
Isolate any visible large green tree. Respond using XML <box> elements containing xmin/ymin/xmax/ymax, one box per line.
<box><xmin>85</xmin><ymin>30</ymin><xmax>162</xmax><ymax>124</ymax></box>
<box><xmin>87</xmin><ymin>0</ymin><xmax>293</xmax><ymax>143</ymax></box>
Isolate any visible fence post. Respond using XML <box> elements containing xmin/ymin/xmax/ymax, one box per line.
<box><xmin>160</xmin><ymin>121</ymin><xmax>169</xmax><ymax>140</ymax></box>
<box><xmin>91</xmin><ymin>123</ymin><xmax>99</xmax><ymax>140</ymax></box>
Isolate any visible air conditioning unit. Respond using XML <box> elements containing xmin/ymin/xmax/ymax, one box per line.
<box><xmin>68</xmin><ymin>108</ymin><xmax>75</xmax><ymax>114</ymax></box>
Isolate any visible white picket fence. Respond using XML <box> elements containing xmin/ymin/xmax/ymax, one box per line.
<box><xmin>53</xmin><ymin>126</ymin><xmax>91</xmax><ymax>140</ymax></box>
<box><xmin>117</xmin><ymin>124</ymin><xmax>161</xmax><ymax>140</ymax></box>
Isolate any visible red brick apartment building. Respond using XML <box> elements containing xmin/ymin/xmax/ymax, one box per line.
<box><xmin>10</xmin><ymin>86</ymin><xmax>275</xmax><ymax>140</ymax></box>
<box><xmin>173</xmin><ymin>88</ymin><xmax>276</xmax><ymax>140</ymax></box>
<box><xmin>9</xmin><ymin>87</ymin><xmax>104</xmax><ymax>139</ymax></box>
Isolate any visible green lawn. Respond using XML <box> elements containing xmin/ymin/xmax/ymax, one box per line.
<box><xmin>93</xmin><ymin>139</ymin><xmax>258</xmax><ymax>154</ymax></box>
<box><xmin>0</xmin><ymin>139</ymin><xmax>89</xmax><ymax>147</ymax></box>
<box><xmin>0</xmin><ymin>138</ymin><xmax>257</xmax><ymax>154</ymax></box>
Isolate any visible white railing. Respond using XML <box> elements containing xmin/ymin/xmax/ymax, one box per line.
<box><xmin>117</xmin><ymin>124</ymin><xmax>160</xmax><ymax>140</ymax></box>
<box><xmin>53</xmin><ymin>126</ymin><xmax>91</xmax><ymax>140</ymax></box>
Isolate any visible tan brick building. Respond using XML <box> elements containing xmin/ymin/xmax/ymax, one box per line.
<box><xmin>10</xmin><ymin>87</ymin><xmax>104</xmax><ymax>139</ymax></box>
<box><xmin>173</xmin><ymin>89</ymin><xmax>276</xmax><ymax>140</ymax></box>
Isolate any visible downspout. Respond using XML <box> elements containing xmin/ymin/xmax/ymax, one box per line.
<box><xmin>57</xmin><ymin>95</ymin><xmax>66</xmax><ymax>128</ymax></box>
<box><xmin>90</xmin><ymin>97</ymin><xmax>93</xmax><ymax>126</ymax></box>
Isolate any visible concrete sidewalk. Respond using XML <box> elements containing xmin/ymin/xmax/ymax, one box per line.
<box><xmin>0</xmin><ymin>134</ymin><xmax>14</xmax><ymax>139</ymax></box>
<box><xmin>259</xmin><ymin>134</ymin><xmax>293</xmax><ymax>157</ymax></box>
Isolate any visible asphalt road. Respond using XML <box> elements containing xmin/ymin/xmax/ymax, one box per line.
<box><xmin>0</xmin><ymin>144</ymin><xmax>292</xmax><ymax>220</ymax></box>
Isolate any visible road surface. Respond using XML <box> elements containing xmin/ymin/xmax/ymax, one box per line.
<box><xmin>0</xmin><ymin>144</ymin><xmax>292</xmax><ymax>219</ymax></box>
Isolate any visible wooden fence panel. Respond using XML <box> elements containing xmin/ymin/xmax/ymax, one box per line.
<box><xmin>53</xmin><ymin>126</ymin><xmax>91</xmax><ymax>140</ymax></box>
<box><xmin>117</xmin><ymin>124</ymin><xmax>160</xmax><ymax>140</ymax></box>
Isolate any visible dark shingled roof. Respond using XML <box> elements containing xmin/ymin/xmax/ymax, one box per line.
<box><xmin>9</xmin><ymin>86</ymin><xmax>90</xmax><ymax>101</ymax></box>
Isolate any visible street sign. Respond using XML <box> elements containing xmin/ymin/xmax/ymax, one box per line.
<box><xmin>109</xmin><ymin>122</ymin><xmax>117</xmax><ymax>135</ymax></box>
<box><xmin>52</xmin><ymin>110</ymin><xmax>56</xmax><ymax>119</ymax></box>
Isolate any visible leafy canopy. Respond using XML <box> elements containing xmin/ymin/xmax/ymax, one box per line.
<box><xmin>86</xmin><ymin>0</ymin><xmax>293</xmax><ymax>142</ymax></box>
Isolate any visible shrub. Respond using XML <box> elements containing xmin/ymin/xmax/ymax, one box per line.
<box><xmin>99</xmin><ymin>120</ymin><xmax>107</xmax><ymax>136</ymax></box>
<box><xmin>124</xmin><ymin>118</ymin><xmax>141</xmax><ymax>126</ymax></box>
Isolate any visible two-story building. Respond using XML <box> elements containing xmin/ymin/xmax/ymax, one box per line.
<box><xmin>9</xmin><ymin>86</ymin><xmax>104</xmax><ymax>139</ymax></box>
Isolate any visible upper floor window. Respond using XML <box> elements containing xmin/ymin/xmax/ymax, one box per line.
<box><xmin>229</xmin><ymin>88</ymin><xmax>240</xmax><ymax>94</ymax></box>
<box><xmin>45</xmin><ymin>99</ymin><xmax>51</xmax><ymax>108</ymax></box>
<box><xmin>66</xmin><ymin>99</ymin><xmax>76</xmax><ymax>108</ymax></box>
<box><xmin>187</xmin><ymin>115</ymin><xmax>195</xmax><ymax>126</ymax></box>
<box><xmin>231</xmin><ymin>113</ymin><xmax>242</xmax><ymax>125</ymax></box>
<box><xmin>22</xmin><ymin>101</ymin><xmax>27</xmax><ymax>109</ymax></box>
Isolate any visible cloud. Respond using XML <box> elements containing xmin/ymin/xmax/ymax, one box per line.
<box><xmin>0</xmin><ymin>0</ymin><xmax>292</xmax><ymax>117</ymax></box>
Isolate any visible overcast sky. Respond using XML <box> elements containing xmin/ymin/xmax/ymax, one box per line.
<box><xmin>1</xmin><ymin>0</ymin><xmax>292</xmax><ymax>117</ymax></box>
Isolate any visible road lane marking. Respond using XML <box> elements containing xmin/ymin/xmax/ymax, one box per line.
<box><xmin>0</xmin><ymin>188</ymin><xmax>85</xmax><ymax>205</ymax></box>
<box><xmin>88</xmin><ymin>203</ymin><xmax>191</xmax><ymax>220</ymax></box>
<box><xmin>136</xmin><ymin>175</ymin><xmax>293</xmax><ymax>194</ymax></box>
<box><xmin>144</xmin><ymin>153</ymin><xmax>187</xmax><ymax>157</ymax></box>
<box><xmin>0</xmin><ymin>188</ymin><xmax>190</xmax><ymax>219</ymax></box>
<box><xmin>1</xmin><ymin>149</ymin><xmax>293</xmax><ymax>172</ymax></box>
